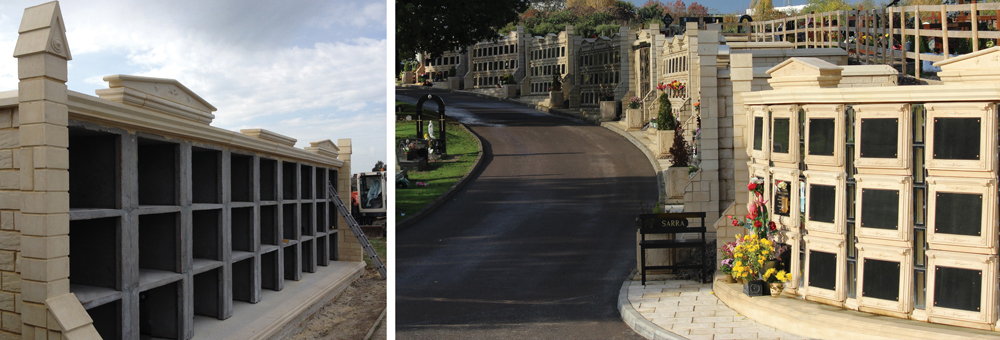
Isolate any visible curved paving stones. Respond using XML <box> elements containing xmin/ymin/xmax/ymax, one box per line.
<box><xmin>624</xmin><ymin>279</ymin><xmax>805</xmax><ymax>340</ymax></box>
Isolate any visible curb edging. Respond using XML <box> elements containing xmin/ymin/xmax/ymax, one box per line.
<box><xmin>617</xmin><ymin>269</ymin><xmax>688</xmax><ymax>340</ymax></box>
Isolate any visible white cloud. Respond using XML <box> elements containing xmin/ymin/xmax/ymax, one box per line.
<box><xmin>0</xmin><ymin>0</ymin><xmax>387</xmax><ymax>173</ymax></box>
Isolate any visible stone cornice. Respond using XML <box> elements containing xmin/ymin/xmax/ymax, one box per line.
<box><xmin>239</xmin><ymin>129</ymin><xmax>297</xmax><ymax>147</ymax></box>
<box><xmin>741</xmin><ymin>84</ymin><xmax>1000</xmax><ymax>106</ymax></box>
<box><xmin>59</xmin><ymin>90</ymin><xmax>343</xmax><ymax>168</ymax></box>
<box><xmin>95</xmin><ymin>87</ymin><xmax>215</xmax><ymax>124</ymax></box>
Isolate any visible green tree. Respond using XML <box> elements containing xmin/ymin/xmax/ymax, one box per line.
<box><xmin>802</xmin><ymin>0</ymin><xmax>852</xmax><ymax>14</ymax></box>
<box><xmin>396</xmin><ymin>0</ymin><xmax>531</xmax><ymax>59</ymax></box>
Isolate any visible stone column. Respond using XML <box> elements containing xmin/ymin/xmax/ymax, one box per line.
<box><xmin>689</xmin><ymin>28</ymin><xmax>721</xmax><ymax>224</ymax></box>
<box><xmin>14</xmin><ymin>2</ymin><xmax>99</xmax><ymax>339</ymax></box>
<box><xmin>335</xmin><ymin>139</ymin><xmax>362</xmax><ymax>262</ymax></box>
<box><xmin>723</xmin><ymin>52</ymin><xmax>754</xmax><ymax>252</ymax></box>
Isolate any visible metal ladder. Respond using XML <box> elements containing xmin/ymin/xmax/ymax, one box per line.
<box><xmin>328</xmin><ymin>182</ymin><xmax>386</xmax><ymax>279</ymax></box>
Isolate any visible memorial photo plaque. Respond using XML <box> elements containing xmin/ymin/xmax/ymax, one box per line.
<box><xmin>934</xmin><ymin>266</ymin><xmax>982</xmax><ymax>313</ymax></box>
<box><xmin>809</xmin><ymin>250</ymin><xmax>837</xmax><ymax>290</ymax></box>
<box><xmin>809</xmin><ymin>118</ymin><xmax>835</xmax><ymax>156</ymax></box>
<box><xmin>934</xmin><ymin>192</ymin><xmax>982</xmax><ymax>236</ymax></box>
<box><xmin>809</xmin><ymin>184</ymin><xmax>836</xmax><ymax>223</ymax></box>
<box><xmin>860</xmin><ymin>118</ymin><xmax>898</xmax><ymax>159</ymax></box>
<box><xmin>862</xmin><ymin>259</ymin><xmax>900</xmax><ymax>301</ymax></box>
<box><xmin>932</xmin><ymin>118</ymin><xmax>980</xmax><ymax>160</ymax></box>
<box><xmin>774</xmin><ymin>181</ymin><xmax>790</xmax><ymax>217</ymax></box>
<box><xmin>861</xmin><ymin>188</ymin><xmax>899</xmax><ymax>230</ymax></box>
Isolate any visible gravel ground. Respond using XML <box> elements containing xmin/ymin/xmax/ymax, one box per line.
<box><xmin>290</xmin><ymin>265</ymin><xmax>387</xmax><ymax>340</ymax></box>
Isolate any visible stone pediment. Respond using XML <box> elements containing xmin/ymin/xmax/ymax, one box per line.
<box><xmin>935</xmin><ymin>46</ymin><xmax>1000</xmax><ymax>84</ymax></box>
<box><xmin>95</xmin><ymin>75</ymin><xmax>217</xmax><ymax>124</ymax></box>
<box><xmin>13</xmin><ymin>2</ymin><xmax>71</xmax><ymax>60</ymax></box>
<box><xmin>305</xmin><ymin>139</ymin><xmax>340</xmax><ymax>158</ymax></box>
<box><xmin>766</xmin><ymin>57</ymin><xmax>843</xmax><ymax>89</ymax></box>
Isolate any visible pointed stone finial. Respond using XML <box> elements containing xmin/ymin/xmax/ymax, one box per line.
<box><xmin>14</xmin><ymin>1</ymin><xmax>71</xmax><ymax>60</ymax></box>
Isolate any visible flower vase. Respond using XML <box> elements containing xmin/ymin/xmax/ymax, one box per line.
<box><xmin>763</xmin><ymin>259</ymin><xmax>781</xmax><ymax>274</ymax></box>
<box><xmin>769</xmin><ymin>282</ymin><xmax>784</xmax><ymax>297</ymax></box>
<box><xmin>723</xmin><ymin>274</ymin><xmax>736</xmax><ymax>283</ymax></box>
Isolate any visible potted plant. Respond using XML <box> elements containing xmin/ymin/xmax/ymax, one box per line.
<box><xmin>625</xmin><ymin>96</ymin><xmax>643</xmax><ymax>130</ymax></box>
<box><xmin>664</xmin><ymin>125</ymin><xmax>690</xmax><ymax>199</ymax></box>
<box><xmin>668</xmin><ymin>80</ymin><xmax>685</xmax><ymax>97</ymax></box>
<box><xmin>656</xmin><ymin>93</ymin><xmax>676</xmax><ymax>156</ymax></box>
<box><xmin>549</xmin><ymin>74</ymin><xmax>564</xmax><ymax>108</ymax></box>
<box><xmin>763</xmin><ymin>267</ymin><xmax>791</xmax><ymax>297</ymax></box>
<box><xmin>719</xmin><ymin>240</ymin><xmax>739</xmax><ymax>283</ymax></box>
<box><xmin>598</xmin><ymin>91</ymin><xmax>616</xmax><ymax>120</ymax></box>
<box><xmin>729</xmin><ymin>233</ymin><xmax>774</xmax><ymax>297</ymax></box>
<box><xmin>501</xmin><ymin>74</ymin><xmax>517</xmax><ymax>98</ymax></box>
<box><xmin>447</xmin><ymin>66</ymin><xmax>460</xmax><ymax>89</ymax></box>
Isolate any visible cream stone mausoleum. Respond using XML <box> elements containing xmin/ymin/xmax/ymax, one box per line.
<box><xmin>0</xmin><ymin>2</ymin><xmax>364</xmax><ymax>339</ymax></box>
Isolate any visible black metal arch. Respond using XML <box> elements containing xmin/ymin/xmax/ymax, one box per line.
<box><xmin>414</xmin><ymin>94</ymin><xmax>448</xmax><ymax>153</ymax></box>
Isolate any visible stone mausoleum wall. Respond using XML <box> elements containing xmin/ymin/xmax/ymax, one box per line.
<box><xmin>737</xmin><ymin>48</ymin><xmax>1000</xmax><ymax>332</ymax></box>
<box><xmin>0</xmin><ymin>2</ymin><xmax>362</xmax><ymax>339</ymax></box>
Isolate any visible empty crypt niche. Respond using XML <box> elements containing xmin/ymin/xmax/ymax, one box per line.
<box><xmin>301</xmin><ymin>239</ymin><xmax>316</xmax><ymax>273</ymax></box>
<box><xmin>283</xmin><ymin>245</ymin><xmax>300</xmax><ymax>281</ymax></box>
<box><xmin>138</xmin><ymin>213</ymin><xmax>180</xmax><ymax>279</ymax></box>
<box><xmin>328</xmin><ymin>233</ymin><xmax>339</xmax><ymax>261</ymax></box>
<box><xmin>772</xmin><ymin>118</ymin><xmax>791</xmax><ymax>154</ymax></box>
<box><xmin>68</xmin><ymin>127</ymin><xmax>120</xmax><ymax>210</ymax></box>
<box><xmin>191</xmin><ymin>210</ymin><xmax>222</xmax><ymax>271</ymax></box>
<box><xmin>230</xmin><ymin>153</ymin><xmax>254</xmax><ymax>203</ymax></box>
<box><xmin>260</xmin><ymin>205</ymin><xmax>279</xmax><ymax>247</ymax></box>
<box><xmin>300</xmin><ymin>165</ymin><xmax>313</xmax><ymax>199</ymax></box>
<box><xmin>770</xmin><ymin>105</ymin><xmax>798</xmax><ymax>164</ymax></box>
<box><xmin>193</xmin><ymin>267</ymin><xmax>224</xmax><ymax>319</ymax></box>
<box><xmin>88</xmin><ymin>300</ymin><xmax>121</xmax><ymax>340</ymax></box>
<box><xmin>260</xmin><ymin>249</ymin><xmax>280</xmax><ymax>291</ymax></box>
<box><xmin>139</xmin><ymin>280</ymin><xmax>181</xmax><ymax>339</ymax></box>
<box><xmin>301</xmin><ymin>203</ymin><xmax>314</xmax><ymax>237</ymax></box>
<box><xmin>232</xmin><ymin>257</ymin><xmax>256</xmax><ymax>303</ymax></box>
<box><xmin>316</xmin><ymin>234</ymin><xmax>330</xmax><ymax>267</ymax></box>
<box><xmin>70</xmin><ymin>217</ymin><xmax>120</xmax><ymax>307</ymax></box>
<box><xmin>191</xmin><ymin>147</ymin><xmax>221</xmax><ymax>204</ymax></box>
<box><xmin>231</xmin><ymin>207</ymin><xmax>255</xmax><ymax>255</ymax></box>
<box><xmin>282</xmin><ymin>161</ymin><xmax>297</xmax><ymax>200</ymax></box>
<box><xmin>315</xmin><ymin>168</ymin><xmax>327</xmax><ymax>201</ymax></box>
<box><xmin>259</xmin><ymin>158</ymin><xmax>277</xmax><ymax>202</ymax></box>
<box><xmin>316</xmin><ymin>201</ymin><xmax>328</xmax><ymax>233</ymax></box>
<box><xmin>926</xmin><ymin>177</ymin><xmax>997</xmax><ymax>253</ymax></box>
<box><xmin>282</xmin><ymin>204</ymin><xmax>297</xmax><ymax>242</ymax></box>
<box><xmin>328</xmin><ymin>169</ymin><xmax>339</xmax><ymax>230</ymax></box>
<box><xmin>137</xmin><ymin>137</ymin><xmax>179</xmax><ymax>206</ymax></box>
<box><xmin>924</xmin><ymin>102</ymin><xmax>996</xmax><ymax>174</ymax></box>
<box><xmin>854</xmin><ymin>104</ymin><xmax>911</xmax><ymax>173</ymax></box>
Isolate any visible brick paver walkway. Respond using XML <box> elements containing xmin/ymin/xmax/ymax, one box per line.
<box><xmin>627</xmin><ymin>280</ymin><xmax>807</xmax><ymax>340</ymax></box>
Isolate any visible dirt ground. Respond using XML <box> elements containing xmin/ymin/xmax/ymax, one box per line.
<box><xmin>290</xmin><ymin>266</ymin><xmax>387</xmax><ymax>340</ymax></box>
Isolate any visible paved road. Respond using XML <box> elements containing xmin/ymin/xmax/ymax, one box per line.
<box><xmin>395</xmin><ymin>88</ymin><xmax>657</xmax><ymax>339</ymax></box>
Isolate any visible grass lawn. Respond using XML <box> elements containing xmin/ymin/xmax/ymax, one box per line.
<box><xmin>395</xmin><ymin>115</ymin><xmax>479</xmax><ymax>220</ymax></box>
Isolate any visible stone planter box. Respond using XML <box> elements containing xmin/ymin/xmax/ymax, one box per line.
<box><xmin>549</xmin><ymin>91</ymin><xmax>564</xmax><ymax>108</ymax></box>
<box><xmin>403</xmin><ymin>71</ymin><xmax>415</xmax><ymax>84</ymax></box>
<box><xmin>447</xmin><ymin>76</ymin><xmax>460</xmax><ymax>90</ymax></box>
<box><xmin>600</xmin><ymin>101</ymin><xmax>617</xmax><ymax>121</ymax></box>
<box><xmin>665</xmin><ymin>166</ymin><xmax>689</xmax><ymax>202</ymax></box>
<box><xmin>657</xmin><ymin>129</ymin><xmax>675</xmax><ymax>156</ymax></box>
<box><xmin>625</xmin><ymin>108</ymin><xmax>643</xmax><ymax>130</ymax></box>
<box><xmin>503</xmin><ymin>84</ymin><xmax>517</xmax><ymax>98</ymax></box>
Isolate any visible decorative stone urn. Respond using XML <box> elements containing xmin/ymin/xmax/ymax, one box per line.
<box><xmin>657</xmin><ymin>129</ymin><xmax>675</xmax><ymax>156</ymax></box>
<box><xmin>625</xmin><ymin>108</ymin><xmax>643</xmax><ymax>130</ymax></box>
<box><xmin>503</xmin><ymin>84</ymin><xmax>517</xmax><ymax>99</ymax></box>
<box><xmin>549</xmin><ymin>91</ymin><xmax>564</xmax><ymax>108</ymax></box>
<box><xmin>403</xmin><ymin>71</ymin><xmax>415</xmax><ymax>84</ymax></box>
<box><xmin>600</xmin><ymin>101</ymin><xmax>617</xmax><ymax>120</ymax></box>
<box><xmin>769</xmin><ymin>282</ymin><xmax>784</xmax><ymax>297</ymax></box>
<box><xmin>447</xmin><ymin>76</ymin><xmax>461</xmax><ymax>90</ymax></box>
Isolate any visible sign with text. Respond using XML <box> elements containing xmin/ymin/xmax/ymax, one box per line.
<box><xmin>637</xmin><ymin>212</ymin><xmax>705</xmax><ymax>231</ymax></box>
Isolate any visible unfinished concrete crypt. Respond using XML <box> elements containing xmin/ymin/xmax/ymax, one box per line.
<box><xmin>0</xmin><ymin>2</ymin><xmax>364</xmax><ymax>339</ymax></box>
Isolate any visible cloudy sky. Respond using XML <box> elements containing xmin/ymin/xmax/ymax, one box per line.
<box><xmin>0</xmin><ymin>0</ymin><xmax>387</xmax><ymax>174</ymax></box>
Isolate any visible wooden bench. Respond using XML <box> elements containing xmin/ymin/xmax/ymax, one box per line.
<box><xmin>637</xmin><ymin>212</ymin><xmax>709</xmax><ymax>285</ymax></box>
